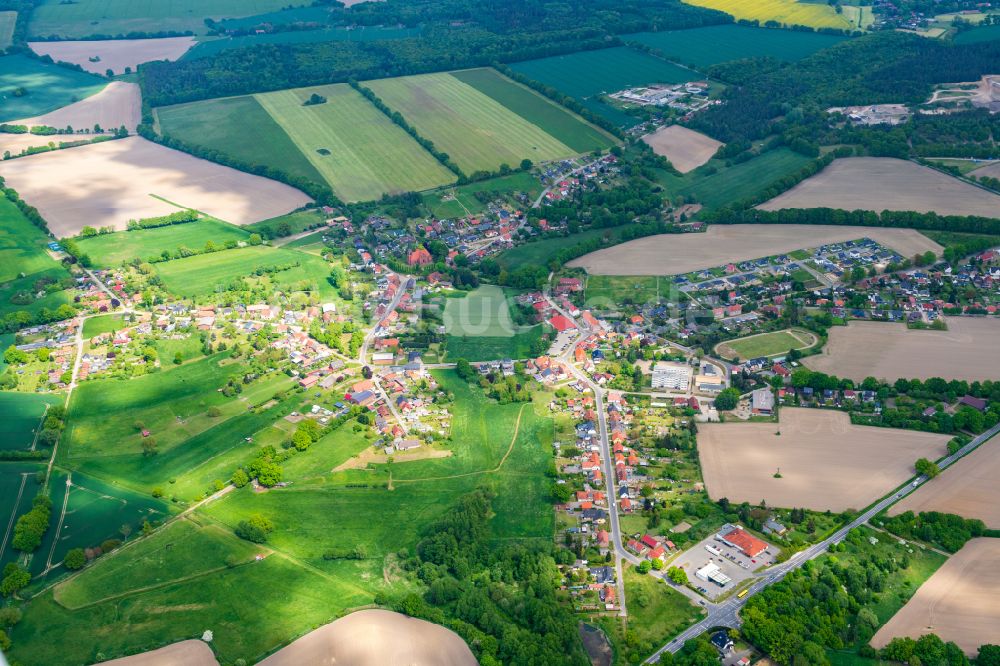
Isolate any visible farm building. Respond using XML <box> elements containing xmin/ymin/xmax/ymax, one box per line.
<box><xmin>718</xmin><ymin>525</ymin><xmax>768</xmax><ymax>558</ymax></box>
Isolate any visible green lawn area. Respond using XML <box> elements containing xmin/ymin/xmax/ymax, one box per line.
<box><xmin>422</xmin><ymin>171</ymin><xmax>542</xmax><ymax>219</ymax></box>
<box><xmin>0</xmin><ymin>54</ymin><xmax>106</xmax><ymax>122</ymax></box>
<box><xmin>81</xmin><ymin>314</ymin><xmax>125</xmax><ymax>339</ymax></box>
<box><xmin>451</xmin><ymin>68</ymin><xmax>615</xmax><ymax>154</ymax></box>
<box><xmin>154</xmin><ymin>245</ymin><xmax>336</xmax><ymax>299</ymax></box>
<box><xmin>443</xmin><ymin>284</ymin><xmax>522</xmax><ymax>337</ymax></box>
<box><xmin>76</xmin><ymin>218</ymin><xmax>250</xmax><ymax>268</ymax></box>
<box><xmin>365</xmin><ymin>72</ymin><xmax>577</xmax><ymax>174</ymax></box>
<box><xmin>27</xmin><ymin>0</ymin><xmax>299</xmax><ymax>38</ymax></box>
<box><xmin>254</xmin><ymin>83</ymin><xmax>456</xmax><ymax>202</ymax></box>
<box><xmin>281</xmin><ymin>421</ymin><xmax>373</xmax><ymax>482</ymax></box>
<box><xmin>0</xmin><ymin>195</ymin><xmax>74</xmax><ymax>319</ymax></box>
<box><xmin>585</xmin><ymin>275</ymin><xmax>670</xmax><ymax>308</ymax></box>
<box><xmin>245</xmin><ymin>208</ymin><xmax>327</xmax><ymax>239</ymax></box>
<box><xmin>660</xmin><ymin>148</ymin><xmax>814</xmax><ymax>210</ymax></box>
<box><xmin>53</xmin><ymin>516</ymin><xmax>261</xmax><ymax>610</ymax></box>
<box><xmin>0</xmin><ymin>391</ymin><xmax>61</xmax><ymax>450</ymax></box>
<box><xmin>156</xmin><ymin>94</ymin><xmax>326</xmax><ymax>187</ymax></box>
<box><xmin>626</xmin><ymin>25</ymin><xmax>847</xmax><ymax>68</ymax></box>
<box><xmin>715</xmin><ymin>328</ymin><xmax>816</xmax><ymax>360</ymax></box>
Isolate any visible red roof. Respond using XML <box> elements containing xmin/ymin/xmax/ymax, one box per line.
<box><xmin>548</xmin><ymin>315</ymin><xmax>575</xmax><ymax>332</ymax></box>
<box><xmin>640</xmin><ymin>534</ymin><xmax>658</xmax><ymax>549</ymax></box>
<box><xmin>721</xmin><ymin>527</ymin><xmax>767</xmax><ymax>557</ymax></box>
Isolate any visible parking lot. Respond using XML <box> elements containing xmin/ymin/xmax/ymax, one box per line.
<box><xmin>670</xmin><ymin>531</ymin><xmax>777</xmax><ymax>600</ymax></box>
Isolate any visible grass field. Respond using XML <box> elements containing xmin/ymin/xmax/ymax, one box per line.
<box><xmin>366</xmin><ymin>72</ymin><xmax>577</xmax><ymax>174</ymax></box>
<box><xmin>450</xmin><ymin>68</ymin><xmax>615</xmax><ymax>154</ymax></box>
<box><xmin>0</xmin><ymin>463</ymin><xmax>44</xmax><ymax>568</ymax></box>
<box><xmin>954</xmin><ymin>23</ymin><xmax>1000</xmax><ymax>43</ymax></box>
<box><xmin>444</xmin><ymin>327</ymin><xmax>545</xmax><ymax>362</ymax></box>
<box><xmin>584</xmin><ymin>275</ymin><xmax>673</xmax><ymax>307</ymax></box>
<box><xmin>0</xmin><ymin>54</ymin><xmax>106</xmax><ymax>122</ymax></box>
<box><xmin>680</xmin><ymin>0</ymin><xmax>852</xmax><ymax>29</ymax></box>
<box><xmin>0</xmin><ymin>11</ymin><xmax>15</xmax><ymax>50</ymax></box>
<box><xmin>254</xmin><ymin>83</ymin><xmax>456</xmax><ymax>202</ymax></box>
<box><xmin>156</xmin><ymin>95</ymin><xmax>326</xmax><ymax>187</ymax></box>
<box><xmin>422</xmin><ymin>171</ymin><xmax>541</xmax><ymax>219</ymax></box>
<box><xmin>714</xmin><ymin>328</ymin><xmax>817</xmax><ymax>361</ymax></box>
<box><xmin>154</xmin><ymin>245</ymin><xmax>336</xmax><ymax>299</ymax></box>
<box><xmin>77</xmin><ymin>218</ymin><xmax>250</xmax><ymax>267</ymax></box>
<box><xmin>81</xmin><ymin>313</ymin><xmax>125</xmax><ymax>338</ymax></box>
<box><xmin>0</xmin><ymin>196</ymin><xmax>73</xmax><ymax>320</ymax></box>
<box><xmin>626</xmin><ymin>25</ymin><xmax>848</xmax><ymax>67</ymax></box>
<box><xmin>0</xmin><ymin>392</ymin><xmax>61</xmax><ymax>450</ymax></box>
<box><xmin>497</xmin><ymin>226</ymin><xmax>651</xmax><ymax>271</ymax></box>
<box><xmin>509</xmin><ymin>47</ymin><xmax>693</xmax><ymax>126</ymax></box>
<box><xmin>27</xmin><ymin>0</ymin><xmax>299</xmax><ymax>38</ymax></box>
<box><xmin>443</xmin><ymin>285</ymin><xmax>523</xmax><ymax>337</ymax></box>
<box><xmin>246</xmin><ymin>209</ymin><xmax>327</xmax><ymax>239</ymax></box>
<box><xmin>185</xmin><ymin>25</ymin><xmax>419</xmax><ymax>59</ymax></box>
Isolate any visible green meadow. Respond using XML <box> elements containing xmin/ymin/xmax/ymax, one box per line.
<box><xmin>0</xmin><ymin>391</ymin><xmax>61</xmax><ymax>450</ymax></box>
<box><xmin>81</xmin><ymin>313</ymin><xmax>125</xmax><ymax>339</ymax></box>
<box><xmin>0</xmin><ymin>54</ymin><xmax>106</xmax><ymax>122</ymax></box>
<box><xmin>0</xmin><ymin>196</ymin><xmax>73</xmax><ymax>319</ymax></box>
<box><xmin>0</xmin><ymin>463</ymin><xmax>44</xmax><ymax>568</ymax></box>
<box><xmin>76</xmin><ymin>218</ymin><xmax>250</xmax><ymax>268</ymax></box>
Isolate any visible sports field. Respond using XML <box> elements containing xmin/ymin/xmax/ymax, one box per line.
<box><xmin>510</xmin><ymin>47</ymin><xmax>693</xmax><ymax>126</ymax></box>
<box><xmin>254</xmin><ymin>84</ymin><xmax>456</xmax><ymax>202</ymax></box>
<box><xmin>699</xmin><ymin>408</ymin><xmax>950</xmax><ymax>511</ymax></box>
<box><xmin>27</xmin><ymin>0</ymin><xmax>298</xmax><ymax>38</ymax></box>
<box><xmin>29</xmin><ymin>37</ymin><xmax>195</xmax><ymax>75</ymax></box>
<box><xmin>0</xmin><ymin>392</ymin><xmax>61</xmax><ymax>450</ymax></box>
<box><xmin>759</xmin><ymin>157</ymin><xmax>1000</xmax><ymax>217</ymax></box>
<box><xmin>77</xmin><ymin>217</ymin><xmax>250</xmax><ymax>267</ymax></box>
<box><xmin>872</xmin><ymin>538</ymin><xmax>1000</xmax><ymax>655</ymax></box>
<box><xmin>805</xmin><ymin>319</ymin><xmax>1000</xmax><ymax>382</ymax></box>
<box><xmin>154</xmin><ymin>245</ymin><xmax>336</xmax><ymax>299</ymax></box>
<box><xmin>451</xmin><ymin>68</ymin><xmax>615</xmax><ymax>154</ymax></box>
<box><xmin>365</xmin><ymin>72</ymin><xmax>578</xmax><ymax>173</ymax></box>
<box><xmin>0</xmin><ymin>11</ymin><xmax>15</xmax><ymax>50</ymax></box>
<box><xmin>680</xmin><ymin>0</ymin><xmax>851</xmax><ymax>29</ymax></box>
<box><xmin>715</xmin><ymin>328</ymin><xmax>818</xmax><ymax>361</ymax></box>
<box><xmin>0</xmin><ymin>54</ymin><xmax>106</xmax><ymax>122</ymax></box>
<box><xmin>626</xmin><ymin>25</ymin><xmax>848</xmax><ymax>67</ymax></box>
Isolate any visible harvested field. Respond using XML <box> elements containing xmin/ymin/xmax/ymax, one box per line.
<box><xmin>642</xmin><ymin>125</ymin><xmax>722</xmax><ymax>173</ymax></box>
<box><xmin>0</xmin><ymin>136</ymin><xmax>311</xmax><ymax>234</ymax></box>
<box><xmin>888</xmin><ymin>438</ymin><xmax>1000</xmax><ymax>528</ymax></box>
<box><xmin>6</xmin><ymin>81</ymin><xmax>140</xmax><ymax>139</ymax></box>
<box><xmin>567</xmin><ymin>224</ymin><xmax>941</xmax><ymax>276</ymax></box>
<box><xmin>29</xmin><ymin>37</ymin><xmax>195</xmax><ymax>75</ymax></box>
<box><xmin>970</xmin><ymin>161</ymin><xmax>1000</xmax><ymax>180</ymax></box>
<box><xmin>871</xmin><ymin>538</ymin><xmax>1000</xmax><ymax>655</ymax></box>
<box><xmin>698</xmin><ymin>408</ymin><xmax>949</xmax><ymax>511</ymax></box>
<box><xmin>804</xmin><ymin>319</ymin><xmax>1000</xmax><ymax>382</ymax></box>
<box><xmin>257</xmin><ymin>609</ymin><xmax>476</xmax><ymax>666</ymax></box>
<box><xmin>97</xmin><ymin>640</ymin><xmax>219</xmax><ymax>666</ymax></box>
<box><xmin>758</xmin><ymin>157</ymin><xmax>1000</xmax><ymax>217</ymax></box>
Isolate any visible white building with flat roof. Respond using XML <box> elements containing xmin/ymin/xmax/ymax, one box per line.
<box><xmin>652</xmin><ymin>362</ymin><xmax>692</xmax><ymax>391</ymax></box>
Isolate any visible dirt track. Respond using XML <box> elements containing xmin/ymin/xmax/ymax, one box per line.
<box><xmin>871</xmin><ymin>538</ymin><xmax>1000</xmax><ymax>655</ymax></box>
<box><xmin>97</xmin><ymin>640</ymin><xmax>218</xmax><ymax>666</ymax></box>
<box><xmin>0</xmin><ymin>136</ymin><xmax>311</xmax><ymax>234</ymax></box>
<box><xmin>889</xmin><ymin>437</ymin><xmax>1000</xmax><ymax>528</ymax></box>
<box><xmin>804</xmin><ymin>319</ymin><xmax>1000</xmax><ymax>382</ymax></box>
<box><xmin>257</xmin><ymin>609</ymin><xmax>477</xmax><ymax>666</ymax></box>
<box><xmin>641</xmin><ymin>125</ymin><xmax>722</xmax><ymax>173</ymax></box>
<box><xmin>29</xmin><ymin>37</ymin><xmax>195</xmax><ymax>75</ymax></box>
<box><xmin>699</xmin><ymin>408</ymin><xmax>949</xmax><ymax>511</ymax></box>
<box><xmin>758</xmin><ymin>157</ymin><xmax>1000</xmax><ymax>217</ymax></box>
<box><xmin>567</xmin><ymin>224</ymin><xmax>941</xmax><ymax>275</ymax></box>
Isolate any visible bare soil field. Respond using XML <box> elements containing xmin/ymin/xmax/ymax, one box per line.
<box><xmin>641</xmin><ymin>125</ymin><xmax>722</xmax><ymax>173</ymax></box>
<box><xmin>97</xmin><ymin>640</ymin><xmax>219</xmax><ymax>666</ymax></box>
<box><xmin>871</xmin><ymin>538</ymin><xmax>1000</xmax><ymax>655</ymax></box>
<box><xmin>257</xmin><ymin>609</ymin><xmax>477</xmax><ymax>666</ymax></box>
<box><xmin>0</xmin><ymin>136</ymin><xmax>311</xmax><ymax>234</ymax></box>
<box><xmin>888</xmin><ymin>439</ymin><xmax>1000</xmax><ymax>528</ymax></box>
<box><xmin>567</xmin><ymin>224</ymin><xmax>941</xmax><ymax>276</ymax></box>
<box><xmin>758</xmin><ymin>157</ymin><xmax>1000</xmax><ymax>217</ymax></box>
<box><xmin>804</xmin><ymin>319</ymin><xmax>1000</xmax><ymax>382</ymax></box>
<box><xmin>699</xmin><ymin>408</ymin><xmax>949</xmax><ymax>511</ymax></box>
<box><xmin>29</xmin><ymin>37</ymin><xmax>195</xmax><ymax>75</ymax></box>
<box><xmin>970</xmin><ymin>161</ymin><xmax>1000</xmax><ymax>179</ymax></box>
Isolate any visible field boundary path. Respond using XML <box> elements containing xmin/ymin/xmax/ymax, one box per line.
<box><xmin>0</xmin><ymin>473</ymin><xmax>30</xmax><ymax>562</ymax></box>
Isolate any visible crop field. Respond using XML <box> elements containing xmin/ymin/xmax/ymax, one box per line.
<box><xmin>680</xmin><ymin>0</ymin><xmax>851</xmax><ymax>29</ymax></box>
<box><xmin>77</xmin><ymin>217</ymin><xmax>249</xmax><ymax>267</ymax></box>
<box><xmin>626</xmin><ymin>25</ymin><xmax>848</xmax><ymax>67</ymax></box>
<box><xmin>0</xmin><ymin>463</ymin><xmax>44</xmax><ymax>568</ymax></box>
<box><xmin>451</xmin><ymin>68</ymin><xmax>615</xmax><ymax>154</ymax></box>
<box><xmin>29</xmin><ymin>37</ymin><xmax>195</xmax><ymax>75</ymax></box>
<box><xmin>509</xmin><ymin>46</ymin><xmax>692</xmax><ymax>126</ymax></box>
<box><xmin>154</xmin><ymin>245</ymin><xmax>335</xmax><ymax>299</ymax></box>
<box><xmin>889</xmin><ymin>438</ymin><xmax>1000</xmax><ymax>528</ymax></box>
<box><xmin>954</xmin><ymin>23</ymin><xmax>1000</xmax><ymax>44</ymax></box>
<box><xmin>567</xmin><ymin>224</ymin><xmax>940</xmax><ymax>276</ymax></box>
<box><xmin>366</xmin><ymin>72</ymin><xmax>578</xmax><ymax>174</ymax></box>
<box><xmin>698</xmin><ymin>408</ymin><xmax>950</xmax><ymax>511</ymax></box>
<box><xmin>422</xmin><ymin>171</ymin><xmax>541</xmax><ymax>219</ymax></box>
<box><xmin>715</xmin><ymin>328</ymin><xmax>818</xmax><ymax>361</ymax></box>
<box><xmin>759</xmin><ymin>157</ymin><xmax>1000</xmax><ymax>217</ymax></box>
<box><xmin>805</xmin><ymin>319</ymin><xmax>1000</xmax><ymax>382</ymax></box>
<box><xmin>254</xmin><ymin>84</ymin><xmax>456</xmax><ymax>202</ymax></box>
<box><xmin>872</xmin><ymin>539</ymin><xmax>1000</xmax><ymax>655</ymax></box>
<box><xmin>185</xmin><ymin>25</ymin><xmax>420</xmax><ymax>59</ymax></box>
<box><xmin>27</xmin><ymin>0</ymin><xmax>298</xmax><ymax>38</ymax></box>
<box><xmin>0</xmin><ymin>11</ymin><xmax>15</xmax><ymax>50</ymax></box>
<box><xmin>0</xmin><ymin>196</ymin><xmax>73</xmax><ymax>320</ymax></box>
<box><xmin>970</xmin><ymin>161</ymin><xmax>1000</xmax><ymax>179</ymax></box>
<box><xmin>155</xmin><ymin>95</ymin><xmax>324</xmax><ymax>187</ymax></box>
<box><xmin>0</xmin><ymin>54</ymin><xmax>106</xmax><ymax>123</ymax></box>
<box><xmin>0</xmin><ymin>392</ymin><xmax>60</xmax><ymax>450</ymax></box>
<box><xmin>0</xmin><ymin>136</ymin><xmax>311</xmax><ymax>235</ymax></box>
<box><xmin>642</xmin><ymin>125</ymin><xmax>722</xmax><ymax>173</ymax></box>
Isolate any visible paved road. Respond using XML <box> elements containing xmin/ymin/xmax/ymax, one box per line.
<box><xmin>358</xmin><ymin>271</ymin><xmax>409</xmax><ymax>364</ymax></box>
<box><xmin>532</xmin><ymin>157</ymin><xmax>605</xmax><ymax>209</ymax></box>
<box><xmin>644</xmin><ymin>420</ymin><xmax>1000</xmax><ymax>662</ymax></box>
